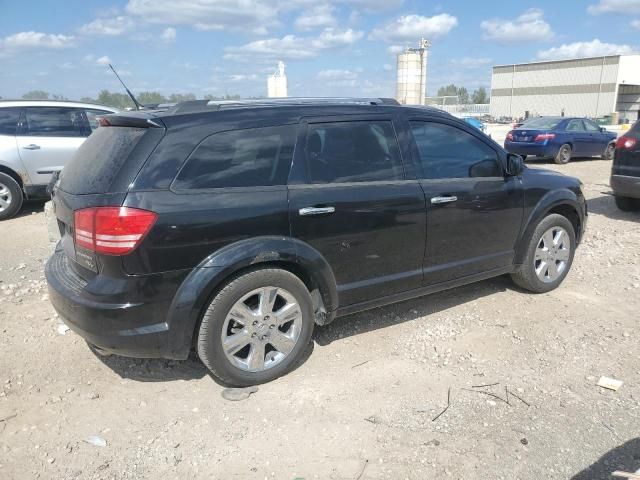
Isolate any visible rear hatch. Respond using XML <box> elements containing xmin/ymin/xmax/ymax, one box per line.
<box><xmin>52</xmin><ymin>114</ymin><xmax>165</xmax><ymax>278</ymax></box>
<box><xmin>613</xmin><ymin>121</ymin><xmax>640</xmax><ymax>177</ymax></box>
<box><xmin>511</xmin><ymin>129</ymin><xmax>545</xmax><ymax>143</ymax></box>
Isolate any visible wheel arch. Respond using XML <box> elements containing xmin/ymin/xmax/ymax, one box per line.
<box><xmin>515</xmin><ymin>191</ymin><xmax>583</xmax><ymax>265</ymax></box>
<box><xmin>165</xmin><ymin>236</ymin><xmax>338</xmax><ymax>359</ymax></box>
<box><xmin>0</xmin><ymin>164</ymin><xmax>24</xmax><ymax>189</ymax></box>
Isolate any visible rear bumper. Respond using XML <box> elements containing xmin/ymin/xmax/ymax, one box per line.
<box><xmin>45</xmin><ymin>247</ymin><xmax>191</xmax><ymax>359</ymax></box>
<box><xmin>504</xmin><ymin>141</ymin><xmax>557</xmax><ymax>158</ymax></box>
<box><xmin>611</xmin><ymin>174</ymin><xmax>640</xmax><ymax>199</ymax></box>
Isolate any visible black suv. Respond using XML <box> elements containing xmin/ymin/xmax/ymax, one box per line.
<box><xmin>46</xmin><ymin>98</ymin><xmax>587</xmax><ymax>386</ymax></box>
<box><xmin>611</xmin><ymin>121</ymin><xmax>640</xmax><ymax>211</ymax></box>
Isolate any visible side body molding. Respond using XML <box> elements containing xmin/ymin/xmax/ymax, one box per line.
<box><xmin>165</xmin><ymin>236</ymin><xmax>338</xmax><ymax>358</ymax></box>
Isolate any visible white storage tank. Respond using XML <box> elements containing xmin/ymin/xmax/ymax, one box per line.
<box><xmin>267</xmin><ymin>61</ymin><xmax>288</xmax><ymax>98</ymax></box>
<box><xmin>396</xmin><ymin>38</ymin><xmax>430</xmax><ymax>105</ymax></box>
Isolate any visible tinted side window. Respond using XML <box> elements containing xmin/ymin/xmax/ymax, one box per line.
<box><xmin>0</xmin><ymin>108</ymin><xmax>21</xmax><ymax>136</ymax></box>
<box><xmin>23</xmin><ymin>107</ymin><xmax>86</xmax><ymax>137</ymax></box>
<box><xmin>173</xmin><ymin>125</ymin><xmax>295</xmax><ymax>189</ymax></box>
<box><xmin>305</xmin><ymin>121</ymin><xmax>403</xmax><ymax>183</ymax></box>
<box><xmin>566</xmin><ymin>119</ymin><xmax>584</xmax><ymax>132</ymax></box>
<box><xmin>85</xmin><ymin>109</ymin><xmax>113</xmax><ymax>132</ymax></box>
<box><xmin>410</xmin><ymin>121</ymin><xmax>502</xmax><ymax>179</ymax></box>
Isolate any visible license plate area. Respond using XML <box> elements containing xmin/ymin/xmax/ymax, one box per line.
<box><xmin>74</xmin><ymin>245</ymin><xmax>98</xmax><ymax>273</ymax></box>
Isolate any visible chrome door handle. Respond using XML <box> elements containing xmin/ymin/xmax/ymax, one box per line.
<box><xmin>431</xmin><ymin>196</ymin><xmax>457</xmax><ymax>204</ymax></box>
<box><xmin>299</xmin><ymin>206</ymin><xmax>335</xmax><ymax>216</ymax></box>
<box><xmin>23</xmin><ymin>144</ymin><xmax>41</xmax><ymax>150</ymax></box>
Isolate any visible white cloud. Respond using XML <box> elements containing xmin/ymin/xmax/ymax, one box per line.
<box><xmin>537</xmin><ymin>39</ymin><xmax>636</xmax><ymax>60</ymax></box>
<box><xmin>96</xmin><ymin>55</ymin><xmax>112</xmax><ymax>65</ymax></box>
<box><xmin>161</xmin><ymin>27</ymin><xmax>176</xmax><ymax>43</ymax></box>
<box><xmin>126</xmin><ymin>0</ymin><xmax>279</xmax><ymax>34</ymax></box>
<box><xmin>450</xmin><ymin>57</ymin><xmax>492</xmax><ymax>67</ymax></box>
<box><xmin>387</xmin><ymin>45</ymin><xmax>404</xmax><ymax>55</ymax></box>
<box><xmin>369</xmin><ymin>13</ymin><xmax>457</xmax><ymax>43</ymax></box>
<box><xmin>317</xmin><ymin>69</ymin><xmax>358</xmax><ymax>80</ymax></box>
<box><xmin>228</xmin><ymin>74</ymin><xmax>260</xmax><ymax>82</ymax></box>
<box><xmin>79</xmin><ymin>16</ymin><xmax>135</xmax><ymax>36</ymax></box>
<box><xmin>588</xmin><ymin>0</ymin><xmax>640</xmax><ymax>14</ymax></box>
<box><xmin>224</xmin><ymin>28</ymin><xmax>363</xmax><ymax>61</ymax></box>
<box><xmin>0</xmin><ymin>31</ymin><xmax>75</xmax><ymax>51</ymax></box>
<box><xmin>481</xmin><ymin>9</ymin><xmax>554</xmax><ymax>43</ymax></box>
<box><xmin>295</xmin><ymin>4</ymin><xmax>336</xmax><ymax>30</ymax></box>
<box><xmin>383</xmin><ymin>63</ymin><xmax>392</xmax><ymax>71</ymax></box>
<box><xmin>632</xmin><ymin>19</ymin><xmax>640</xmax><ymax>29</ymax></box>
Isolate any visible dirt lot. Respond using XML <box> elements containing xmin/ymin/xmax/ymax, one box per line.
<box><xmin>1</xmin><ymin>158</ymin><xmax>639</xmax><ymax>480</ymax></box>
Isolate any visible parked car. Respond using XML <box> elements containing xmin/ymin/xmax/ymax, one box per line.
<box><xmin>611</xmin><ymin>120</ymin><xmax>640</xmax><ymax>211</ymax></box>
<box><xmin>45</xmin><ymin>98</ymin><xmax>587</xmax><ymax>386</ymax></box>
<box><xmin>463</xmin><ymin>117</ymin><xmax>487</xmax><ymax>133</ymax></box>
<box><xmin>504</xmin><ymin>116</ymin><xmax>617</xmax><ymax>164</ymax></box>
<box><xmin>0</xmin><ymin>100</ymin><xmax>117</xmax><ymax>220</ymax></box>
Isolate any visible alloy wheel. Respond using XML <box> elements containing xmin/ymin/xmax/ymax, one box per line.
<box><xmin>221</xmin><ymin>287</ymin><xmax>303</xmax><ymax>372</ymax></box>
<box><xmin>0</xmin><ymin>182</ymin><xmax>12</xmax><ymax>213</ymax></box>
<box><xmin>534</xmin><ymin>226</ymin><xmax>571</xmax><ymax>283</ymax></box>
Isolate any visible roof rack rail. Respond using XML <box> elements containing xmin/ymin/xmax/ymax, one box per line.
<box><xmin>170</xmin><ymin>97</ymin><xmax>400</xmax><ymax>114</ymax></box>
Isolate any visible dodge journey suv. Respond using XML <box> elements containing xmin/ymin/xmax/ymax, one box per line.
<box><xmin>46</xmin><ymin>98</ymin><xmax>587</xmax><ymax>386</ymax></box>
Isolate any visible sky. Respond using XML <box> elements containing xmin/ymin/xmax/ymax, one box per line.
<box><xmin>1</xmin><ymin>0</ymin><xmax>640</xmax><ymax>100</ymax></box>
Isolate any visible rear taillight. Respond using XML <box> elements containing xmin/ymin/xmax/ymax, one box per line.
<box><xmin>74</xmin><ymin>207</ymin><xmax>157</xmax><ymax>255</ymax></box>
<box><xmin>615</xmin><ymin>136</ymin><xmax>637</xmax><ymax>150</ymax></box>
<box><xmin>534</xmin><ymin>133</ymin><xmax>555</xmax><ymax>142</ymax></box>
<box><xmin>506</xmin><ymin>132</ymin><xmax>514</xmax><ymax>141</ymax></box>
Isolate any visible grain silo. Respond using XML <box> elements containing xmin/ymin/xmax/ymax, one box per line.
<box><xmin>396</xmin><ymin>38</ymin><xmax>430</xmax><ymax>105</ymax></box>
<box><xmin>267</xmin><ymin>61</ymin><xmax>288</xmax><ymax>98</ymax></box>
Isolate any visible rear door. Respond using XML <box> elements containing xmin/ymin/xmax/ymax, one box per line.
<box><xmin>288</xmin><ymin>116</ymin><xmax>426</xmax><ymax>307</ymax></box>
<box><xmin>408</xmin><ymin>118</ymin><xmax>523</xmax><ymax>285</ymax></box>
<box><xmin>16</xmin><ymin>107</ymin><xmax>88</xmax><ymax>186</ymax></box>
<box><xmin>564</xmin><ymin>119</ymin><xmax>590</xmax><ymax>156</ymax></box>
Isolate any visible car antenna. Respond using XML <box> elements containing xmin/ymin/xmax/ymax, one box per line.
<box><xmin>108</xmin><ymin>63</ymin><xmax>143</xmax><ymax>111</ymax></box>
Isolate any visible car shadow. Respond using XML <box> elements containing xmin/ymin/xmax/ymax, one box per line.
<box><xmin>91</xmin><ymin>338</ymin><xmax>316</xmax><ymax>386</ymax></box>
<box><xmin>588</xmin><ymin>194</ymin><xmax>640</xmax><ymax>223</ymax></box>
<box><xmin>524</xmin><ymin>156</ymin><xmax>604</xmax><ymax>165</ymax></box>
<box><xmin>11</xmin><ymin>200</ymin><xmax>46</xmax><ymax>219</ymax></box>
<box><xmin>571</xmin><ymin>438</ymin><xmax>640</xmax><ymax>479</ymax></box>
<box><xmin>314</xmin><ymin>274</ymin><xmax>512</xmax><ymax>346</ymax></box>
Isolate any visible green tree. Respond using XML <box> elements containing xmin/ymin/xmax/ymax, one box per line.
<box><xmin>457</xmin><ymin>87</ymin><xmax>470</xmax><ymax>105</ymax></box>
<box><xmin>96</xmin><ymin>90</ymin><xmax>135</xmax><ymax>109</ymax></box>
<box><xmin>168</xmin><ymin>93</ymin><xmax>196</xmax><ymax>103</ymax></box>
<box><xmin>137</xmin><ymin>91</ymin><xmax>167</xmax><ymax>105</ymax></box>
<box><xmin>22</xmin><ymin>90</ymin><xmax>50</xmax><ymax>100</ymax></box>
<box><xmin>436</xmin><ymin>84</ymin><xmax>470</xmax><ymax>104</ymax></box>
<box><xmin>472</xmin><ymin>87</ymin><xmax>488</xmax><ymax>104</ymax></box>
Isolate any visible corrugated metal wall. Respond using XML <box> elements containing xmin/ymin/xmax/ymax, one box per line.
<box><xmin>490</xmin><ymin>56</ymin><xmax>621</xmax><ymax>118</ymax></box>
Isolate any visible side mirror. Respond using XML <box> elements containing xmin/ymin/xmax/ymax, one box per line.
<box><xmin>506</xmin><ymin>154</ymin><xmax>524</xmax><ymax>176</ymax></box>
<box><xmin>600</xmin><ymin>127</ymin><xmax>607</xmax><ymax>132</ymax></box>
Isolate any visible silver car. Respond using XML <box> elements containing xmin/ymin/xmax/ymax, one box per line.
<box><xmin>0</xmin><ymin>100</ymin><xmax>117</xmax><ymax>220</ymax></box>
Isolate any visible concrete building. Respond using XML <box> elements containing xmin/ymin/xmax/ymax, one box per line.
<box><xmin>395</xmin><ymin>38</ymin><xmax>430</xmax><ymax>105</ymax></box>
<box><xmin>267</xmin><ymin>61</ymin><xmax>288</xmax><ymax>98</ymax></box>
<box><xmin>490</xmin><ymin>54</ymin><xmax>640</xmax><ymax>121</ymax></box>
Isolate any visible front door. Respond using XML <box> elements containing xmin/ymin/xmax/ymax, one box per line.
<box><xmin>565</xmin><ymin>118</ymin><xmax>590</xmax><ymax>156</ymax></box>
<box><xmin>408</xmin><ymin>119</ymin><xmax>524</xmax><ymax>285</ymax></box>
<box><xmin>288</xmin><ymin>118</ymin><xmax>426</xmax><ymax>307</ymax></box>
<box><xmin>582</xmin><ymin>118</ymin><xmax>608</xmax><ymax>155</ymax></box>
<box><xmin>16</xmin><ymin>107</ymin><xmax>88</xmax><ymax>186</ymax></box>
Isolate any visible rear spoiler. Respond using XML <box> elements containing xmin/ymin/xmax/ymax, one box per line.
<box><xmin>99</xmin><ymin>113</ymin><xmax>165</xmax><ymax>128</ymax></box>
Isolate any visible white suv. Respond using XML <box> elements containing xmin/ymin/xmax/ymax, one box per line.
<box><xmin>0</xmin><ymin>100</ymin><xmax>117</xmax><ymax>220</ymax></box>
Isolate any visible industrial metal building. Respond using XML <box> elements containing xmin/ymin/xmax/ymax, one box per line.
<box><xmin>490</xmin><ymin>55</ymin><xmax>640</xmax><ymax>122</ymax></box>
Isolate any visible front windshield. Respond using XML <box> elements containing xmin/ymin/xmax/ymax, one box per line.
<box><xmin>520</xmin><ymin>117</ymin><xmax>561</xmax><ymax>130</ymax></box>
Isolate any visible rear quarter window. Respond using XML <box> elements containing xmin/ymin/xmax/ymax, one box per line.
<box><xmin>58</xmin><ymin>126</ymin><xmax>146</xmax><ymax>194</ymax></box>
<box><xmin>173</xmin><ymin>125</ymin><xmax>295</xmax><ymax>190</ymax></box>
<box><xmin>0</xmin><ymin>108</ymin><xmax>21</xmax><ymax>136</ymax></box>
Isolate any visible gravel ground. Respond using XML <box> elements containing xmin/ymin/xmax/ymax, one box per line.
<box><xmin>1</xmin><ymin>158</ymin><xmax>639</xmax><ymax>480</ymax></box>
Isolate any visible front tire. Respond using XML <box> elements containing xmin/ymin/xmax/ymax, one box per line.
<box><xmin>603</xmin><ymin>142</ymin><xmax>615</xmax><ymax>160</ymax></box>
<box><xmin>0</xmin><ymin>173</ymin><xmax>23</xmax><ymax>220</ymax></box>
<box><xmin>615</xmin><ymin>195</ymin><xmax>640</xmax><ymax>212</ymax></box>
<box><xmin>511</xmin><ymin>214</ymin><xmax>576</xmax><ymax>293</ymax></box>
<box><xmin>197</xmin><ymin>268</ymin><xmax>314</xmax><ymax>386</ymax></box>
<box><xmin>554</xmin><ymin>144</ymin><xmax>572</xmax><ymax>165</ymax></box>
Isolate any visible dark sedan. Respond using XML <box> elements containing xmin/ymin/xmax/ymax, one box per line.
<box><xmin>504</xmin><ymin>117</ymin><xmax>617</xmax><ymax>165</ymax></box>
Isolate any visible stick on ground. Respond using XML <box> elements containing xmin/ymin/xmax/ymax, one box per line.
<box><xmin>432</xmin><ymin>387</ymin><xmax>451</xmax><ymax>422</ymax></box>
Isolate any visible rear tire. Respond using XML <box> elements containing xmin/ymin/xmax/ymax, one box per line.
<box><xmin>511</xmin><ymin>213</ymin><xmax>576</xmax><ymax>293</ymax></box>
<box><xmin>554</xmin><ymin>144</ymin><xmax>572</xmax><ymax>165</ymax></box>
<box><xmin>603</xmin><ymin>142</ymin><xmax>615</xmax><ymax>160</ymax></box>
<box><xmin>197</xmin><ymin>268</ymin><xmax>314</xmax><ymax>386</ymax></box>
<box><xmin>0</xmin><ymin>173</ymin><xmax>23</xmax><ymax>221</ymax></box>
<box><xmin>614</xmin><ymin>195</ymin><xmax>640</xmax><ymax>212</ymax></box>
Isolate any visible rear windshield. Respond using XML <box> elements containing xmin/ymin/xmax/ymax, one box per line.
<box><xmin>58</xmin><ymin>127</ymin><xmax>146</xmax><ymax>194</ymax></box>
<box><xmin>520</xmin><ymin>117</ymin><xmax>561</xmax><ymax>130</ymax></box>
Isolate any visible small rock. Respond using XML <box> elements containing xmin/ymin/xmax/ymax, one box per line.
<box><xmin>57</xmin><ymin>324</ymin><xmax>70</xmax><ymax>335</ymax></box>
<box><xmin>487</xmin><ymin>400</ymin><xmax>497</xmax><ymax>406</ymax></box>
<box><xmin>87</xmin><ymin>393</ymin><xmax>99</xmax><ymax>400</ymax></box>
<box><xmin>84</xmin><ymin>436</ymin><xmax>107</xmax><ymax>447</ymax></box>
<box><xmin>221</xmin><ymin>386</ymin><xmax>258</xmax><ymax>402</ymax></box>
<box><xmin>520</xmin><ymin>438</ymin><xmax>529</xmax><ymax>446</ymax></box>
<box><xmin>47</xmin><ymin>457</ymin><xmax>55</xmax><ymax>464</ymax></box>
